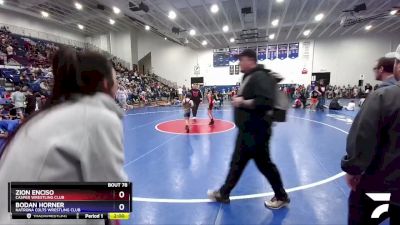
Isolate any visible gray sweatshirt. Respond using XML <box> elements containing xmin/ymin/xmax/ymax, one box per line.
<box><xmin>0</xmin><ymin>92</ymin><xmax>127</xmax><ymax>224</ymax></box>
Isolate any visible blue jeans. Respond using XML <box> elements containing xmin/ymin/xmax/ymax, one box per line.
<box><xmin>317</xmin><ymin>97</ymin><xmax>325</xmax><ymax>110</ymax></box>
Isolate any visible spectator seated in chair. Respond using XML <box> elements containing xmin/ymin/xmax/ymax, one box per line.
<box><xmin>329</xmin><ymin>97</ymin><xmax>343</xmax><ymax>110</ymax></box>
<box><xmin>292</xmin><ymin>98</ymin><xmax>303</xmax><ymax>109</ymax></box>
<box><xmin>344</xmin><ymin>100</ymin><xmax>356</xmax><ymax>111</ymax></box>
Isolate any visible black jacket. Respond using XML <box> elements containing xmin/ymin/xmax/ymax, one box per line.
<box><xmin>341</xmin><ymin>83</ymin><xmax>400</xmax><ymax>197</ymax></box>
<box><xmin>189</xmin><ymin>89</ymin><xmax>202</xmax><ymax>103</ymax></box>
<box><xmin>235</xmin><ymin>67</ymin><xmax>276</xmax><ymax>130</ymax></box>
<box><xmin>329</xmin><ymin>99</ymin><xmax>342</xmax><ymax>110</ymax></box>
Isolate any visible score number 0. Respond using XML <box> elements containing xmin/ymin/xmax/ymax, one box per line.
<box><xmin>118</xmin><ymin>191</ymin><xmax>126</xmax><ymax>211</ymax></box>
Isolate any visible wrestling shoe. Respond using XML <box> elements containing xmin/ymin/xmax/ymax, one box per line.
<box><xmin>185</xmin><ymin>125</ymin><xmax>190</xmax><ymax>133</ymax></box>
<box><xmin>209</xmin><ymin>119</ymin><xmax>214</xmax><ymax>125</ymax></box>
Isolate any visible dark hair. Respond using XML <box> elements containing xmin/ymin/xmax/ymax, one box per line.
<box><xmin>14</xmin><ymin>86</ymin><xmax>20</xmax><ymax>91</ymax></box>
<box><xmin>0</xmin><ymin>48</ymin><xmax>114</xmax><ymax>159</ymax></box>
<box><xmin>377</xmin><ymin>57</ymin><xmax>395</xmax><ymax>73</ymax></box>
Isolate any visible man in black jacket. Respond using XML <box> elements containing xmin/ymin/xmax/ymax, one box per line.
<box><xmin>342</xmin><ymin>44</ymin><xmax>400</xmax><ymax>225</ymax></box>
<box><xmin>208</xmin><ymin>49</ymin><xmax>289</xmax><ymax>209</ymax></box>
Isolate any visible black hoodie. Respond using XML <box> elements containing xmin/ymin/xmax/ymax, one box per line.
<box><xmin>235</xmin><ymin>66</ymin><xmax>277</xmax><ymax>130</ymax></box>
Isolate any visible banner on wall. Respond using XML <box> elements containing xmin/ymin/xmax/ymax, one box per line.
<box><xmin>267</xmin><ymin>45</ymin><xmax>277</xmax><ymax>60</ymax></box>
<box><xmin>288</xmin><ymin>43</ymin><xmax>299</xmax><ymax>59</ymax></box>
<box><xmin>235</xmin><ymin>65</ymin><xmax>239</xmax><ymax>74</ymax></box>
<box><xmin>229</xmin><ymin>48</ymin><xmax>239</xmax><ymax>63</ymax></box>
<box><xmin>258</xmin><ymin>46</ymin><xmax>267</xmax><ymax>61</ymax></box>
<box><xmin>229</xmin><ymin>65</ymin><xmax>234</xmax><ymax>75</ymax></box>
<box><xmin>278</xmin><ymin>44</ymin><xmax>288</xmax><ymax>60</ymax></box>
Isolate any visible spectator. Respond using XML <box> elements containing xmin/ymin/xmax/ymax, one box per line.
<box><xmin>364</xmin><ymin>83</ymin><xmax>373</xmax><ymax>93</ymax></box>
<box><xmin>11</xmin><ymin>86</ymin><xmax>25</xmax><ymax>115</ymax></box>
<box><xmin>0</xmin><ymin>48</ymin><xmax>128</xmax><ymax>224</ymax></box>
<box><xmin>316</xmin><ymin>80</ymin><xmax>326</xmax><ymax>111</ymax></box>
<box><xmin>344</xmin><ymin>100</ymin><xmax>356</xmax><ymax>111</ymax></box>
<box><xmin>329</xmin><ymin>97</ymin><xmax>343</xmax><ymax>110</ymax></box>
<box><xmin>341</xmin><ymin>44</ymin><xmax>400</xmax><ymax>225</ymax></box>
<box><xmin>5</xmin><ymin>45</ymin><xmax>13</xmax><ymax>63</ymax></box>
<box><xmin>177</xmin><ymin>86</ymin><xmax>183</xmax><ymax>101</ymax></box>
<box><xmin>116</xmin><ymin>86</ymin><xmax>128</xmax><ymax>110</ymax></box>
<box><xmin>292</xmin><ymin>97</ymin><xmax>303</xmax><ymax>109</ymax></box>
<box><xmin>373</xmin><ymin>57</ymin><xmax>396</xmax><ymax>88</ymax></box>
<box><xmin>24</xmin><ymin>88</ymin><xmax>36</xmax><ymax>116</ymax></box>
<box><xmin>0</xmin><ymin>118</ymin><xmax>8</xmax><ymax>138</ymax></box>
<box><xmin>310</xmin><ymin>87</ymin><xmax>320</xmax><ymax>111</ymax></box>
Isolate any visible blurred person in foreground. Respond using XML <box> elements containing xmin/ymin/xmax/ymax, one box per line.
<box><xmin>341</xmin><ymin>44</ymin><xmax>400</xmax><ymax>225</ymax></box>
<box><xmin>208</xmin><ymin>49</ymin><xmax>289</xmax><ymax>209</ymax></box>
<box><xmin>0</xmin><ymin>48</ymin><xmax>128</xmax><ymax>225</ymax></box>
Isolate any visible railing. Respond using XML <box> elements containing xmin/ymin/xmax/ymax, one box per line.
<box><xmin>0</xmin><ymin>23</ymin><xmax>130</xmax><ymax>69</ymax></box>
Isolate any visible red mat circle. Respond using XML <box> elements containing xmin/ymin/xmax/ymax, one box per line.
<box><xmin>155</xmin><ymin>118</ymin><xmax>235</xmax><ymax>135</ymax></box>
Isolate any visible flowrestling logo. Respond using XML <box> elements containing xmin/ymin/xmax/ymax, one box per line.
<box><xmin>366</xmin><ymin>193</ymin><xmax>391</xmax><ymax>219</ymax></box>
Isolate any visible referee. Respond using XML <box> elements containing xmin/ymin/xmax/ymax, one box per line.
<box><xmin>208</xmin><ymin>49</ymin><xmax>289</xmax><ymax>209</ymax></box>
<box><xmin>189</xmin><ymin>84</ymin><xmax>202</xmax><ymax>119</ymax></box>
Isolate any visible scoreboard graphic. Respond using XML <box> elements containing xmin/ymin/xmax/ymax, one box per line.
<box><xmin>8</xmin><ymin>182</ymin><xmax>132</xmax><ymax>220</ymax></box>
<box><xmin>213</xmin><ymin>48</ymin><xmax>230</xmax><ymax>67</ymax></box>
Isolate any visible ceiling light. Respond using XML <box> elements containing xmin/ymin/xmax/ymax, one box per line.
<box><xmin>145</xmin><ymin>25</ymin><xmax>150</xmax><ymax>30</ymax></box>
<box><xmin>41</xmin><ymin>11</ymin><xmax>49</xmax><ymax>18</ymax></box>
<box><xmin>303</xmin><ymin>30</ymin><xmax>311</xmax><ymax>36</ymax></box>
<box><xmin>109</xmin><ymin>19</ymin><xmax>115</xmax><ymax>25</ymax></box>
<box><xmin>276</xmin><ymin>0</ymin><xmax>284</xmax><ymax>3</ymax></box>
<box><xmin>77</xmin><ymin>24</ymin><xmax>84</xmax><ymax>30</ymax></box>
<box><xmin>315</xmin><ymin>13</ymin><xmax>324</xmax><ymax>21</ymax></box>
<box><xmin>271</xmin><ymin>19</ymin><xmax>279</xmax><ymax>27</ymax></box>
<box><xmin>269</xmin><ymin>33</ymin><xmax>275</xmax><ymax>40</ymax></box>
<box><xmin>365</xmin><ymin>25</ymin><xmax>372</xmax><ymax>30</ymax></box>
<box><xmin>0</xmin><ymin>0</ymin><xmax>4</xmax><ymax>5</ymax></box>
<box><xmin>222</xmin><ymin>25</ymin><xmax>229</xmax><ymax>32</ymax></box>
<box><xmin>168</xmin><ymin>10</ymin><xmax>177</xmax><ymax>20</ymax></box>
<box><xmin>113</xmin><ymin>6</ymin><xmax>120</xmax><ymax>14</ymax></box>
<box><xmin>75</xmin><ymin>2</ymin><xmax>83</xmax><ymax>10</ymax></box>
<box><xmin>202</xmin><ymin>40</ymin><xmax>207</xmax><ymax>46</ymax></box>
<box><xmin>164</xmin><ymin>37</ymin><xmax>167</xmax><ymax>40</ymax></box>
<box><xmin>210</xmin><ymin>4</ymin><xmax>219</xmax><ymax>13</ymax></box>
<box><xmin>390</xmin><ymin>10</ymin><xmax>397</xmax><ymax>15</ymax></box>
<box><xmin>189</xmin><ymin>29</ymin><xmax>196</xmax><ymax>36</ymax></box>
<box><xmin>230</xmin><ymin>37</ymin><xmax>235</xmax><ymax>43</ymax></box>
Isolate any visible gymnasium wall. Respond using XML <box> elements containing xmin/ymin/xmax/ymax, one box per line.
<box><xmin>86</xmin><ymin>34</ymin><xmax>110</xmax><ymax>52</ymax></box>
<box><xmin>136</xmin><ymin>30</ymin><xmax>197</xmax><ymax>87</ymax></box>
<box><xmin>194</xmin><ymin>40</ymin><xmax>314</xmax><ymax>86</ymax></box>
<box><xmin>313</xmin><ymin>33</ymin><xmax>400</xmax><ymax>86</ymax></box>
<box><xmin>184</xmin><ymin>33</ymin><xmax>400</xmax><ymax>86</ymax></box>
<box><xmin>0</xmin><ymin>8</ymin><xmax>85</xmax><ymax>43</ymax></box>
<box><xmin>110</xmin><ymin>31</ymin><xmax>133</xmax><ymax>69</ymax></box>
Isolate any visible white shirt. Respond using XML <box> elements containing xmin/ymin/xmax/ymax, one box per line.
<box><xmin>178</xmin><ymin>88</ymin><xmax>183</xmax><ymax>95</ymax></box>
<box><xmin>346</xmin><ymin>102</ymin><xmax>356</xmax><ymax>111</ymax></box>
<box><xmin>11</xmin><ymin>91</ymin><xmax>26</xmax><ymax>108</ymax></box>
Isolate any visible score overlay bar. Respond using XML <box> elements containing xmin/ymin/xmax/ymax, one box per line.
<box><xmin>8</xmin><ymin>182</ymin><xmax>132</xmax><ymax>220</ymax></box>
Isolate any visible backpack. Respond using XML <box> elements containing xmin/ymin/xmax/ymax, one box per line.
<box><xmin>272</xmin><ymin>88</ymin><xmax>290</xmax><ymax>122</ymax></box>
<box><xmin>269</xmin><ymin>72</ymin><xmax>290</xmax><ymax>122</ymax></box>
